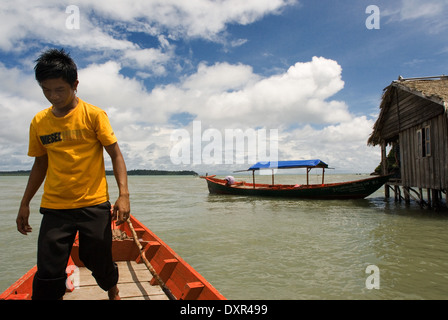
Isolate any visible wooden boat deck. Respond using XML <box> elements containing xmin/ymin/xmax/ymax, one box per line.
<box><xmin>64</xmin><ymin>261</ymin><xmax>169</xmax><ymax>300</ymax></box>
<box><xmin>1</xmin><ymin>216</ymin><xmax>226</xmax><ymax>301</ymax></box>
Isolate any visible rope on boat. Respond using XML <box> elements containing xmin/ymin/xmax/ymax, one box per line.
<box><xmin>126</xmin><ymin>218</ymin><xmax>177</xmax><ymax>300</ymax></box>
<box><xmin>112</xmin><ymin>229</ymin><xmax>129</xmax><ymax>240</ymax></box>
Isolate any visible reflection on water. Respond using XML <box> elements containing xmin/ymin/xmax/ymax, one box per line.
<box><xmin>1</xmin><ymin>174</ymin><xmax>448</xmax><ymax>299</ymax></box>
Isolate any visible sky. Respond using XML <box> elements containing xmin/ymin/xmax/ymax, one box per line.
<box><xmin>1</xmin><ymin>0</ymin><xmax>448</xmax><ymax>174</ymax></box>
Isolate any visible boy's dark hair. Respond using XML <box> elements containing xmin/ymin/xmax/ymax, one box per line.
<box><xmin>34</xmin><ymin>48</ymin><xmax>78</xmax><ymax>87</ymax></box>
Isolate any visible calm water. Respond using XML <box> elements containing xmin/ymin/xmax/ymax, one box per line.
<box><xmin>1</xmin><ymin>174</ymin><xmax>448</xmax><ymax>300</ymax></box>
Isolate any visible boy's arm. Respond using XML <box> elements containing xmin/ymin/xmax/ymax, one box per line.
<box><xmin>104</xmin><ymin>142</ymin><xmax>130</xmax><ymax>225</ymax></box>
<box><xmin>16</xmin><ymin>154</ymin><xmax>48</xmax><ymax>235</ymax></box>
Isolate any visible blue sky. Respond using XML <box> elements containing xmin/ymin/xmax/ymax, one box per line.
<box><xmin>1</xmin><ymin>0</ymin><xmax>447</xmax><ymax>173</ymax></box>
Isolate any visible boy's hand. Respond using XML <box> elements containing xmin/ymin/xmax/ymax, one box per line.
<box><xmin>111</xmin><ymin>195</ymin><xmax>130</xmax><ymax>226</ymax></box>
<box><xmin>16</xmin><ymin>206</ymin><xmax>33</xmax><ymax>235</ymax></box>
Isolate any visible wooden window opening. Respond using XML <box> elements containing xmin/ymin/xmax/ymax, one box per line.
<box><xmin>424</xmin><ymin>126</ymin><xmax>431</xmax><ymax>157</ymax></box>
<box><xmin>417</xmin><ymin>126</ymin><xmax>431</xmax><ymax>158</ymax></box>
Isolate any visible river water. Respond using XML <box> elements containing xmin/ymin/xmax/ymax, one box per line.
<box><xmin>1</xmin><ymin>174</ymin><xmax>448</xmax><ymax>299</ymax></box>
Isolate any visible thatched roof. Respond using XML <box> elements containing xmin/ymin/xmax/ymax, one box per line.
<box><xmin>368</xmin><ymin>76</ymin><xmax>448</xmax><ymax>146</ymax></box>
<box><xmin>394</xmin><ymin>76</ymin><xmax>448</xmax><ymax>105</ymax></box>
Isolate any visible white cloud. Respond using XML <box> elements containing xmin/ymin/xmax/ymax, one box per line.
<box><xmin>177</xmin><ymin>56</ymin><xmax>350</xmax><ymax>128</ymax></box>
<box><xmin>383</xmin><ymin>0</ymin><xmax>448</xmax><ymax>33</ymax></box>
<box><xmin>0</xmin><ymin>1</ymin><xmax>136</xmax><ymax>52</ymax></box>
<box><xmin>0</xmin><ymin>0</ymin><xmax>382</xmax><ymax>173</ymax></box>
<box><xmin>0</xmin><ymin>92</ymin><xmax>44</xmax><ymax>170</ymax></box>
<box><xmin>123</xmin><ymin>48</ymin><xmax>172</xmax><ymax>75</ymax></box>
<box><xmin>278</xmin><ymin>117</ymin><xmax>380</xmax><ymax>173</ymax></box>
<box><xmin>75</xmin><ymin>57</ymin><xmax>374</xmax><ymax>172</ymax></box>
<box><xmin>397</xmin><ymin>0</ymin><xmax>446</xmax><ymax>21</ymax></box>
<box><xmin>84</xmin><ymin>0</ymin><xmax>298</xmax><ymax>40</ymax></box>
<box><xmin>0</xmin><ymin>63</ymin><xmax>44</xmax><ymax>103</ymax></box>
<box><xmin>0</xmin><ymin>56</ymin><xmax>378</xmax><ymax>172</ymax></box>
<box><xmin>182</xmin><ymin>62</ymin><xmax>261</xmax><ymax>98</ymax></box>
<box><xmin>77</xmin><ymin>61</ymin><xmax>154</xmax><ymax>128</ymax></box>
<box><xmin>0</xmin><ymin>0</ymin><xmax>298</xmax><ymax>74</ymax></box>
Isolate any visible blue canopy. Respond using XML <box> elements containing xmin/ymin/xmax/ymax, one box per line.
<box><xmin>248</xmin><ymin>159</ymin><xmax>328</xmax><ymax>171</ymax></box>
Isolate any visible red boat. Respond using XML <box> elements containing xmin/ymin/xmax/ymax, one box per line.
<box><xmin>202</xmin><ymin>160</ymin><xmax>390</xmax><ymax>200</ymax></box>
<box><xmin>0</xmin><ymin>215</ymin><xmax>226</xmax><ymax>300</ymax></box>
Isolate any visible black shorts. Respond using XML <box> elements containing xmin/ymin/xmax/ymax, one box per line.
<box><xmin>32</xmin><ymin>201</ymin><xmax>118</xmax><ymax>300</ymax></box>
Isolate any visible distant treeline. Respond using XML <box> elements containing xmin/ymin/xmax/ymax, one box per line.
<box><xmin>0</xmin><ymin>169</ymin><xmax>198</xmax><ymax>176</ymax></box>
<box><xmin>106</xmin><ymin>169</ymin><xmax>198</xmax><ymax>176</ymax></box>
<box><xmin>0</xmin><ymin>170</ymin><xmax>31</xmax><ymax>176</ymax></box>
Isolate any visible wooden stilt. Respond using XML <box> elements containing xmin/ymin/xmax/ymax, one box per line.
<box><xmin>404</xmin><ymin>187</ymin><xmax>410</xmax><ymax>203</ymax></box>
<box><xmin>404</xmin><ymin>187</ymin><xmax>426</xmax><ymax>209</ymax></box>
<box><xmin>394</xmin><ymin>185</ymin><xmax>399</xmax><ymax>201</ymax></box>
<box><xmin>381</xmin><ymin>143</ymin><xmax>389</xmax><ymax>198</ymax></box>
<box><xmin>432</xmin><ymin>189</ymin><xmax>439</xmax><ymax>209</ymax></box>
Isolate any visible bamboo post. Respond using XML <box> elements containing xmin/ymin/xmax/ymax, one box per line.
<box><xmin>126</xmin><ymin>218</ymin><xmax>177</xmax><ymax>300</ymax></box>
<box><xmin>252</xmin><ymin>170</ymin><xmax>255</xmax><ymax>189</ymax></box>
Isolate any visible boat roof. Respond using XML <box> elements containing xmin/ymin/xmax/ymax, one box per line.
<box><xmin>248</xmin><ymin>159</ymin><xmax>328</xmax><ymax>171</ymax></box>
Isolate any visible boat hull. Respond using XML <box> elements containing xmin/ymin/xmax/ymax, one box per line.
<box><xmin>0</xmin><ymin>215</ymin><xmax>225</xmax><ymax>300</ymax></box>
<box><xmin>203</xmin><ymin>175</ymin><xmax>390</xmax><ymax>200</ymax></box>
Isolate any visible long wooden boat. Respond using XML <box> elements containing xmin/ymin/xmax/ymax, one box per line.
<box><xmin>202</xmin><ymin>160</ymin><xmax>390</xmax><ymax>200</ymax></box>
<box><xmin>0</xmin><ymin>215</ymin><xmax>226</xmax><ymax>300</ymax></box>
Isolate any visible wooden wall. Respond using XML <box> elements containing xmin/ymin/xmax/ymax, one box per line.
<box><xmin>400</xmin><ymin>113</ymin><xmax>447</xmax><ymax>190</ymax></box>
<box><xmin>378</xmin><ymin>86</ymin><xmax>447</xmax><ymax>190</ymax></box>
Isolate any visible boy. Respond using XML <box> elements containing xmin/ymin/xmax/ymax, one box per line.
<box><xmin>16</xmin><ymin>49</ymin><xmax>130</xmax><ymax>300</ymax></box>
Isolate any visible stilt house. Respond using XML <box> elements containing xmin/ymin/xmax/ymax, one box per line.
<box><xmin>368</xmin><ymin>76</ymin><xmax>448</xmax><ymax>207</ymax></box>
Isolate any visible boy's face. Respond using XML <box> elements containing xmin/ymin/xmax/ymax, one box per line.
<box><xmin>40</xmin><ymin>78</ymin><xmax>79</xmax><ymax>111</ymax></box>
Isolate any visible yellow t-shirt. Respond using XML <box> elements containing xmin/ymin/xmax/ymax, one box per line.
<box><xmin>28</xmin><ymin>98</ymin><xmax>117</xmax><ymax>209</ymax></box>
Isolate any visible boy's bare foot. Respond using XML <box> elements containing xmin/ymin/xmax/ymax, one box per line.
<box><xmin>108</xmin><ymin>285</ymin><xmax>121</xmax><ymax>300</ymax></box>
